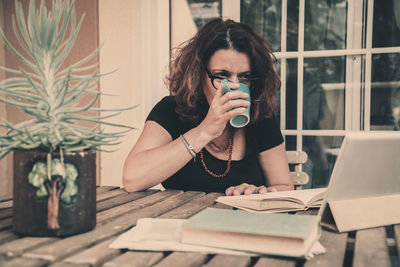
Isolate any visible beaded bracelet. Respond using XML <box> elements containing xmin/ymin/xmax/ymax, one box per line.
<box><xmin>180</xmin><ymin>134</ymin><xmax>196</xmax><ymax>162</ymax></box>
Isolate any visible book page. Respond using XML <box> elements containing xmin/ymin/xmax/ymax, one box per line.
<box><xmin>132</xmin><ymin>218</ymin><xmax>183</xmax><ymax>241</ymax></box>
<box><xmin>227</xmin><ymin>199</ymin><xmax>306</xmax><ymax>211</ymax></box>
<box><xmin>109</xmin><ymin>218</ymin><xmax>257</xmax><ymax>256</ymax></box>
<box><xmin>216</xmin><ymin>188</ymin><xmax>327</xmax><ymax>212</ymax></box>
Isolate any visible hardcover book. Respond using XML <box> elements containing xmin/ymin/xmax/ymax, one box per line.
<box><xmin>180</xmin><ymin>207</ymin><xmax>321</xmax><ymax>258</ymax></box>
<box><xmin>216</xmin><ymin>188</ymin><xmax>327</xmax><ymax>213</ymax></box>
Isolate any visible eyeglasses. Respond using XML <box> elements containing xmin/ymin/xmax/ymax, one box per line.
<box><xmin>205</xmin><ymin>68</ymin><xmax>258</xmax><ymax>90</ymax></box>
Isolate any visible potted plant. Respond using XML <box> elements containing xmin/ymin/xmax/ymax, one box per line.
<box><xmin>0</xmin><ymin>0</ymin><xmax>134</xmax><ymax>236</ymax></box>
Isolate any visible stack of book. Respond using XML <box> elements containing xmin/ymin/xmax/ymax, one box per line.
<box><xmin>180</xmin><ymin>207</ymin><xmax>322</xmax><ymax>258</ymax></box>
<box><xmin>110</xmin><ymin>189</ymin><xmax>326</xmax><ymax>258</ymax></box>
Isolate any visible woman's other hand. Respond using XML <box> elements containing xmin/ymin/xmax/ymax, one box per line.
<box><xmin>225</xmin><ymin>183</ymin><xmax>278</xmax><ymax>196</ymax></box>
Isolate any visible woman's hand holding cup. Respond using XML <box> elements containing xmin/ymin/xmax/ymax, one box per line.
<box><xmin>198</xmin><ymin>80</ymin><xmax>250</xmax><ymax>140</ymax></box>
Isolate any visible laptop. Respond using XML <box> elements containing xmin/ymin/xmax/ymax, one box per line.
<box><xmin>318</xmin><ymin>132</ymin><xmax>400</xmax><ymax>232</ymax></box>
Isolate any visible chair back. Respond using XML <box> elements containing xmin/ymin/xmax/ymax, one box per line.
<box><xmin>286</xmin><ymin>151</ymin><xmax>309</xmax><ymax>190</ymax></box>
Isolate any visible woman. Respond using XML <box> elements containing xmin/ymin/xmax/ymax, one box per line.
<box><xmin>123</xmin><ymin>18</ymin><xmax>293</xmax><ymax>195</ymax></box>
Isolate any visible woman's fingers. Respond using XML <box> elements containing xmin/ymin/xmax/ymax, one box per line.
<box><xmin>225</xmin><ymin>108</ymin><xmax>246</xmax><ymax>121</ymax></box>
<box><xmin>225</xmin><ymin>184</ymin><xmax>278</xmax><ymax>196</ymax></box>
<box><xmin>243</xmin><ymin>184</ymin><xmax>257</xmax><ymax>195</ymax></box>
<box><xmin>214</xmin><ymin>80</ymin><xmax>225</xmax><ymax>98</ymax></box>
<box><xmin>218</xmin><ymin>92</ymin><xmax>250</xmax><ymax>121</ymax></box>
<box><xmin>225</xmin><ymin>186</ymin><xmax>234</xmax><ymax>196</ymax></box>
<box><xmin>257</xmin><ymin>185</ymin><xmax>268</xmax><ymax>194</ymax></box>
<box><xmin>231</xmin><ymin>185</ymin><xmax>246</xmax><ymax>195</ymax></box>
<box><xmin>224</xmin><ymin>99</ymin><xmax>250</xmax><ymax>110</ymax></box>
<box><xmin>257</xmin><ymin>185</ymin><xmax>277</xmax><ymax>194</ymax></box>
<box><xmin>267</xmin><ymin>186</ymin><xmax>278</xmax><ymax>192</ymax></box>
<box><xmin>209</xmin><ymin>95</ymin><xmax>248</xmax><ymax>123</ymax></box>
<box><xmin>220</xmin><ymin>90</ymin><xmax>249</xmax><ymax>104</ymax></box>
<box><xmin>225</xmin><ymin>183</ymin><xmax>257</xmax><ymax>196</ymax></box>
<box><xmin>201</xmin><ymin>85</ymin><xmax>249</xmax><ymax>139</ymax></box>
<box><xmin>225</xmin><ymin>183</ymin><xmax>247</xmax><ymax>195</ymax></box>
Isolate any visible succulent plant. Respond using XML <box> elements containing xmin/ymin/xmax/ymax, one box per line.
<box><xmin>0</xmin><ymin>0</ymin><xmax>134</xmax><ymax>160</ymax></box>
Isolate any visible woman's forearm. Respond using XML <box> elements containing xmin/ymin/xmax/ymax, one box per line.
<box><xmin>268</xmin><ymin>183</ymin><xmax>294</xmax><ymax>191</ymax></box>
<box><xmin>122</xmin><ymin>127</ymin><xmax>211</xmax><ymax>192</ymax></box>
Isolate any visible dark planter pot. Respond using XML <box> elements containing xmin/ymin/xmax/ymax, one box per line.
<box><xmin>13</xmin><ymin>149</ymin><xmax>96</xmax><ymax>237</ymax></box>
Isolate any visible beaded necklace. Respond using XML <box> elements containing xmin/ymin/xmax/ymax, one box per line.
<box><xmin>199</xmin><ymin>131</ymin><xmax>234</xmax><ymax>178</ymax></box>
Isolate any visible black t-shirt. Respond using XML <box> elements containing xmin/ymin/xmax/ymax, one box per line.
<box><xmin>146</xmin><ymin>96</ymin><xmax>284</xmax><ymax>193</ymax></box>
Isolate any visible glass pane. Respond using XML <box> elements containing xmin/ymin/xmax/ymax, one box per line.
<box><xmin>171</xmin><ymin>0</ymin><xmax>222</xmax><ymax>48</ymax></box>
<box><xmin>372</xmin><ymin>0</ymin><xmax>400</xmax><ymax>48</ymax></box>
<box><xmin>284</xmin><ymin>135</ymin><xmax>296</xmax><ymax>151</ymax></box>
<box><xmin>370</xmin><ymin>53</ymin><xmax>400</xmax><ymax>130</ymax></box>
<box><xmin>284</xmin><ymin>135</ymin><xmax>297</xmax><ymax>172</ymax></box>
<box><xmin>275</xmin><ymin>59</ymin><xmax>281</xmax><ymax>126</ymax></box>
<box><xmin>303</xmin><ymin>57</ymin><xmax>345</xmax><ymax>130</ymax></box>
<box><xmin>187</xmin><ymin>0</ymin><xmax>222</xmax><ymax>29</ymax></box>
<box><xmin>286</xmin><ymin>58</ymin><xmax>298</xmax><ymax>130</ymax></box>
<box><xmin>302</xmin><ymin>135</ymin><xmax>344</xmax><ymax>188</ymax></box>
<box><xmin>241</xmin><ymin>0</ymin><xmax>281</xmax><ymax>52</ymax></box>
<box><xmin>304</xmin><ymin>0</ymin><xmax>347</xmax><ymax>51</ymax></box>
<box><xmin>275</xmin><ymin>59</ymin><xmax>297</xmax><ymax>130</ymax></box>
<box><xmin>287</xmin><ymin>0</ymin><xmax>299</xmax><ymax>52</ymax></box>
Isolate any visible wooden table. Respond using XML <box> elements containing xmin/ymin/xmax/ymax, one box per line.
<box><xmin>0</xmin><ymin>186</ymin><xmax>399</xmax><ymax>267</ymax></box>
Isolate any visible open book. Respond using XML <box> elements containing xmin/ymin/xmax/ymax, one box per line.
<box><xmin>216</xmin><ymin>188</ymin><xmax>327</xmax><ymax>213</ymax></box>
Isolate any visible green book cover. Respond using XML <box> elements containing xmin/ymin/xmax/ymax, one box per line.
<box><xmin>182</xmin><ymin>207</ymin><xmax>320</xmax><ymax>240</ymax></box>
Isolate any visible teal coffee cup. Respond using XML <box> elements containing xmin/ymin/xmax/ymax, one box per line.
<box><xmin>221</xmin><ymin>79</ymin><xmax>251</xmax><ymax>128</ymax></box>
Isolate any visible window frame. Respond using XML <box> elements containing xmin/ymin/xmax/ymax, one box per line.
<box><xmin>166</xmin><ymin>0</ymin><xmax>400</xmax><ymax>145</ymax></box>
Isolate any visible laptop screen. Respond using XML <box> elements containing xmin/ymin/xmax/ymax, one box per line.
<box><xmin>319</xmin><ymin>132</ymin><xmax>400</xmax><ymax>206</ymax></box>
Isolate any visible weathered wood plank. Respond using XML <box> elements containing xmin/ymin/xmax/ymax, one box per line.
<box><xmin>394</xmin><ymin>224</ymin><xmax>400</xmax><ymax>262</ymax></box>
<box><xmin>0</xmin><ymin>230</ymin><xmax>18</xmax><ymax>245</ymax></box>
<box><xmin>0</xmin><ymin>237</ymin><xmax>58</xmax><ymax>258</ymax></box>
<box><xmin>62</xmin><ymin>237</ymin><xmax>120</xmax><ymax>266</ymax></box>
<box><xmin>304</xmin><ymin>230</ymin><xmax>348</xmax><ymax>267</ymax></box>
<box><xmin>72</xmin><ymin>190</ymin><xmax>206</xmax><ymax>266</ymax></box>
<box><xmin>203</xmin><ymin>254</ymin><xmax>251</xmax><ymax>267</ymax></box>
<box><xmin>49</xmin><ymin>262</ymin><xmax>90</xmax><ymax>267</ymax></box>
<box><xmin>97</xmin><ymin>190</ymin><xmax>182</xmax><ymax>224</ymax></box>
<box><xmin>0</xmin><ymin>208</ymin><xmax>12</xmax><ymax>220</ymax></box>
<box><xmin>23</xmin><ymin>191</ymin><xmax>204</xmax><ymax>262</ymax></box>
<box><xmin>0</xmin><ymin>218</ymin><xmax>12</xmax><ymax>231</ymax></box>
<box><xmin>253</xmin><ymin>256</ymin><xmax>296</xmax><ymax>267</ymax></box>
<box><xmin>159</xmin><ymin>192</ymin><xmax>222</xmax><ymax>219</ymax></box>
<box><xmin>152</xmin><ymin>252</ymin><xmax>208</xmax><ymax>267</ymax></box>
<box><xmin>96</xmin><ymin>189</ymin><xmax>127</xmax><ymax>202</ymax></box>
<box><xmin>96</xmin><ymin>186</ymin><xmax>120</xmax><ymax>194</ymax></box>
<box><xmin>0</xmin><ymin>257</ymin><xmax>48</xmax><ymax>267</ymax></box>
<box><xmin>0</xmin><ymin>200</ymin><xmax>12</xmax><ymax>210</ymax></box>
<box><xmin>96</xmin><ymin>190</ymin><xmax>158</xmax><ymax>212</ymax></box>
<box><xmin>0</xmin><ymin>196</ymin><xmax>12</xmax><ymax>202</ymax></box>
<box><xmin>102</xmin><ymin>251</ymin><xmax>164</xmax><ymax>267</ymax></box>
<box><xmin>353</xmin><ymin>227</ymin><xmax>390</xmax><ymax>267</ymax></box>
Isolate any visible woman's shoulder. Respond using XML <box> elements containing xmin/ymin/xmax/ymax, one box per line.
<box><xmin>146</xmin><ymin>95</ymin><xmax>183</xmax><ymax>138</ymax></box>
<box><xmin>147</xmin><ymin>96</ymin><xmax>176</xmax><ymax>117</ymax></box>
<box><xmin>248</xmin><ymin>113</ymin><xmax>283</xmax><ymax>151</ymax></box>
<box><xmin>155</xmin><ymin>95</ymin><xmax>177</xmax><ymax>109</ymax></box>
<box><xmin>251</xmin><ymin>113</ymin><xmax>279</xmax><ymax>129</ymax></box>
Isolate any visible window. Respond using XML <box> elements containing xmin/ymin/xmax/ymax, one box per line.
<box><xmin>171</xmin><ymin>0</ymin><xmax>400</xmax><ymax>188</ymax></box>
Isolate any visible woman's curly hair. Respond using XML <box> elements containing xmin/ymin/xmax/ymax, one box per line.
<box><xmin>167</xmin><ymin>18</ymin><xmax>281</xmax><ymax>124</ymax></box>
